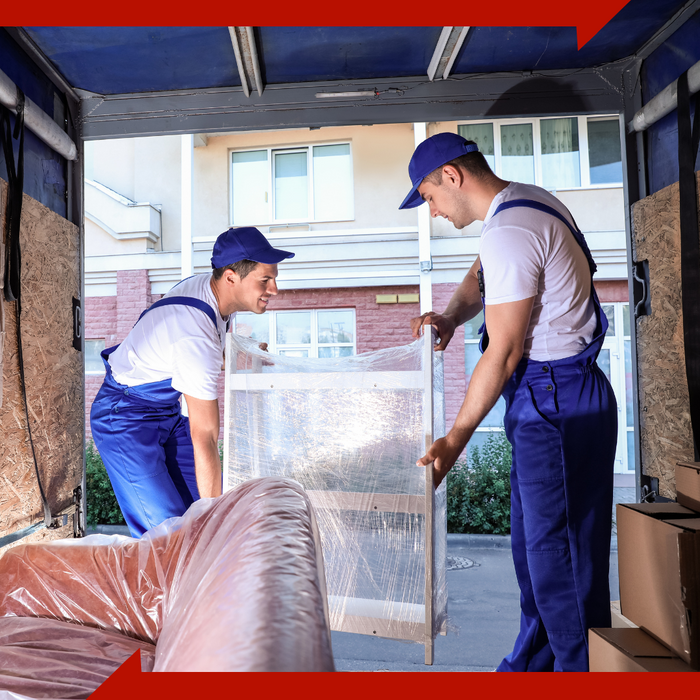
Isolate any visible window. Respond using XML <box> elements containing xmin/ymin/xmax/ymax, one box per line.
<box><xmin>85</xmin><ymin>339</ymin><xmax>106</xmax><ymax>374</ymax></box>
<box><xmin>458</xmin><ymin>115</ymin><xmax>622</xmax><ymax>190</ymax></box>
<box><xmin>587</xmin><ymin>118</ymin><xmax>623</xmax><ymax>185</ymax></box>
<box><xmin>230</xmin><ymin>143</ymin><xmax>354</xmax><ymax>226</ymax></box>
<box><xmin>464</xmin><ymin>302</ymin><xmax>635</xmax><ymax>473</ymax></box>
<box><xmin>600</xmin><ymin>302</ymin><xmax>635</xmax><ymax>473</ymax></box>
<box><xmin>463</xmin><ymin>311</ymin><xmax>507</xmax><ymax>452</ymax></box>
<box><xmin>235</xmin><ymin>309</ymin><xmax>356</xmax><ymax>359</ymax></box>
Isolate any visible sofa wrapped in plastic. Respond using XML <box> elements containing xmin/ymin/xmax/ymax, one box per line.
<box><xmin>0</xmin><ymin>477</ymin><xmax>334</xmax><ymax>697</ymax></box>
<box><xmin>224</xmin><ymin>331</ymin><xmax>447</xmax><ymax>664</ymax></box>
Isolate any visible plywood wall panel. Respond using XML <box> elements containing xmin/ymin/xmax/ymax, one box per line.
<box><xmin>631</xmin><ymin>172</ymin><xmax>700</xmax><ymax>499</ymax></box>
<box><xmin>0</xmin><ymin>178</ymin><xmax>82</xmax><ymax>538</ymax></box>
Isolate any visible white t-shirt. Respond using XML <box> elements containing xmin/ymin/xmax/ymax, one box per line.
<box><xmin>479</xmin><ymin>182</ymin><xmax>597</xmax><ymax>361</ymax></box>
<box><xmin>109</xmin><ymin>274</ymin><xmax>231</xmax><ymax>400</ymax></box>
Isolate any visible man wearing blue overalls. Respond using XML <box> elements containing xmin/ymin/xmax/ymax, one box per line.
<box><xmin>402</xmin><ymin>133</ymin><xmax>617</xmax><ymax>672</ymax></box>
<box><xmin>90</xmin><ymin>227</ymin><xmax>294</xmax><ymax>538</ymax></box>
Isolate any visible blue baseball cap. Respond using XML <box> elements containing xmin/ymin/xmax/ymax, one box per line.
<box><xmin>399</xmin><ymin>133</ymin><xmax>480</xmax><ymax>210</ymax></box>
<box><xmin>211</xmin><ymin>227</ymin><xmax>295</xmax><ymax>268</ymax></box>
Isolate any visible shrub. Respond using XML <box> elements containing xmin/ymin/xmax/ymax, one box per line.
<box><xmin>85</xmin><ymin>440</ymin><xmax>126</xmax><ymax>526</ymax></box>
<box><xmin>446</xmin><ymin>431</ymin><xmax>512</xmax><ymax>535</ymax></box>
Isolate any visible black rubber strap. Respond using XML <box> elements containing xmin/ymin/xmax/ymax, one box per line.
<box><xmin>677</xmin><ymin>70</ymin><xmax>700</xmax><ymax>461</ymax></box>
<box><xmin>1</xmin><ymin>95</ymin><xmax>54</xmax><ymax>527</ymax></box>
<box><xmin>2</xmin><ymin>89</ymin><xmax>24</xmax><ymax>303</ymax></box>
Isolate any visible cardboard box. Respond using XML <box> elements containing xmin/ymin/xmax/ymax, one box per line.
<box><xmin>589</xmin><ymin>628</ymin><xmax>698</xmax><ymax>672</ymax></box>
<box><xmin>617</xmin><ymin>502</ymin><xmax>700</xmax><ymax>669</ymax></box>
<box><xmin>677</xmin><ymin>462</ymin><xmax>700</xmax><ymax>512</ymax></box>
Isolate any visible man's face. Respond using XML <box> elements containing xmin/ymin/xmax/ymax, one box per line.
<box><xmin>417</xmin><ymin>170</ymin><xmax>477</xmax><ymax>230</ymax></box>
<box><xmin>234</xmin><ymin>263</ymin><xmax>279</xmax><ymax>314</ymax></box>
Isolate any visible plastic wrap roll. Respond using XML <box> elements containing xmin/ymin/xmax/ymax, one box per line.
<box><xmin>0</xmin><ymin>477</ymin><xmax>334</xmax><ymax>695</ymax></box>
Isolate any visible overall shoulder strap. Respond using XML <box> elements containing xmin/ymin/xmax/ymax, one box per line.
<box><xmin>494</xmin><ymin>198</ymin><xmax>597</xmax><ymax>276</ymax></box>
<box><xmin>491</xmin><ymin>196</ymin><xmax>607</xmax><ymax>340</ymax></box>
<box><xmin>136</xmin><ymin>296</ymin><xmax>219</xmax><ymax>328</ymax></box>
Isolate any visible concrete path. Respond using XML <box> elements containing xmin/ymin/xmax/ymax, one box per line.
<box><xmin>331</xmin><ymin>533</ymin><xmax>620</xmax><ymax>672</ymax></box>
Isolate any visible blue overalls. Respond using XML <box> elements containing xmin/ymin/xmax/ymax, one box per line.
<box><xmin>90</xmin><ymin>296</ymin><xmax>223</xmax><ymax>538</ymax></box>
<box><xmin>479</xmin><ymin>200</ymin><xmax>617</xmax><ymax>672</ymax></box>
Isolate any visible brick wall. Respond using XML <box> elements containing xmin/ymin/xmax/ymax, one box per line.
<box><xmin>267</xmin><ymin>285</ymin><xmax>420</xmax><ymax>352</ymax></box>
<box><xmin>594</xmin><ymin>280</ymin><xmax>629</xmax><ymax>302</ymax></box>
<box><xmin>84</xmin><ymin>273</ymin><xmax>629</xmax><ymax>443</ymax></box>
<box><xmin>84</xmin><ymin>271</ymin><xmax>161</xmax><ymax>437</ymax></box>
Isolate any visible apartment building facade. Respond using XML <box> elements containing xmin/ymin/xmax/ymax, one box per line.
<box><xmin>84</xmin><ymin>116</ymin><xmax>633</xmax><ymax>478</ymax></box>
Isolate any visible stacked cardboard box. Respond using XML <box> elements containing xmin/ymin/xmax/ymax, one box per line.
<box><xmin>589</xmin><ymin>463</ymin><xmax>700</xmax><ymax>672</ymax></box>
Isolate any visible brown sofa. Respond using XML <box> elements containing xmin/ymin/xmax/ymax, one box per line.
<box><xmin>0</xmin><ymin>477</ymin><xmax>334</xmax><ymax>697</ymax></box>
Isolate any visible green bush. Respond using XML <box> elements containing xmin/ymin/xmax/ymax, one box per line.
<box><xmin>85</xmin><ymin>440</ymin><xmax>126</xmax><ymax>526</ymax></box>
<box><xmin>446</xmin><ymin>431</ymin><xmax>512</xmax><ymax>535</ymax></box>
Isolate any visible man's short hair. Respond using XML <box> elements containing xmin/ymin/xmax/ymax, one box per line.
<box><xmin>212</xmin><ymin>259</ymin><xmax>258</xmax><ymax>281</ymax></box>
<box><xmin>424</xmin><ymin>140</ymin><xmax>494</xmax><ymax>185</ymax></box>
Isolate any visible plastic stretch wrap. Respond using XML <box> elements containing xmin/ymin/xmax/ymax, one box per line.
<box><xmin>224</xmin><ymin>334</ymin><xmax>447</xmax><ymax>650</ymax></box>
<box><xmin>0</xmin><ymin>478</ymin><xmax>334</xmax><ymax>696</ymax></box>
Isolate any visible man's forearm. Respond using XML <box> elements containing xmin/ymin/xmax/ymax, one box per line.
<box><xmin>447</xmin><ymin>346</ymin><xmax>518</xmax><ymax>451</ymax></box>
<box><xmin>192</xmin><ymin>436</ymin><xmax>222</xmax><ymax>498</ymax></box>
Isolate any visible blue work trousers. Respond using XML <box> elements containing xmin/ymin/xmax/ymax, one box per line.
<box><xmin>90</xmin><ymin>370</ymin><xmax>200</xmax><ymax>537</ymax></box>
<box><xmin>497</xmin><ymin>351</ymin><xmax>616</xmax><ymax>672</ymax></box>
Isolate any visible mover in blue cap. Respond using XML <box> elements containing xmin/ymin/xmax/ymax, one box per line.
<box><xmin>403</xmin><ymin>133</ymin><xmax>616</xmax><ymax>672</ymax></box>
<box><xmin>90</xmin><ymin>227</ymin><xmax>294</xmax><ymax>537</ymax></box>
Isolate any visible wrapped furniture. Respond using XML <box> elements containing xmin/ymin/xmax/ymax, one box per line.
<box><xmin>0</xmin><ymin>478</ymin><xmax>334</xmax><ymax>697</ymax></box>
<box><xmin>224</xmin><ymin>331</ymin><xmax>448</xmax><ymax>664</ymax></box>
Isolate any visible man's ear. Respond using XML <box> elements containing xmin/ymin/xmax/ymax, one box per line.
<box><xmin>442</xmin><ymin>164</ymin><xmax>464</xmax><ymax>187</ymax></box>
<box><xmin>224</xmin><ymin>268</ymin><xmax>240</xmax><ymax>286</ymax></box>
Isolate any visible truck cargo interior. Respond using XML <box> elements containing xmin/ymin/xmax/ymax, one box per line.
<box><xmin>1</xmin><ymin>3</ymin><xmax>700</xmax><ymax>681</ymax></box>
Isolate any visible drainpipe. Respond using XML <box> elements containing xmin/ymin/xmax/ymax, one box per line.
<box><xmin>414</xmin><ymin>123</ymin><xmax>433</xmax><ymax>314</ymax></box>
<box><xmin>181</xmin><ymin>134</ymin><xmax>194</xmax><ymax>279</ymax></box>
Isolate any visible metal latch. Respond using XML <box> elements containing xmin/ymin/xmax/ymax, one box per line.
<box><xmin>632</xmin><ymin>260</ymin><xmax>651</xmax><ymax>319</ymax></box>
<box><xmin>72</xmin><ymin>297</ymin><xmax>82</xmax><ymax>351</ymax></box>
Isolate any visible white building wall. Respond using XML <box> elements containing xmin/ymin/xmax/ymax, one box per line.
<box><xmin>84</xmin><ymin>120</ymin><xmax>628</xmax><ymax>295</ymax></box>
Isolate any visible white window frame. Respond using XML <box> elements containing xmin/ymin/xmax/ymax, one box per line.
<box><xmin>229</xmin><ymin>141</ymin><xmax>355</xmax><ymax>227</ymax></box>
<box><xmin>235</xmin><ymin>308</ymin><xmax>356</xmax><ymax>359</ymax></box>
<box><xmin>457</xmin><ymin>114</ymin><xmax>623</xmax><ymax>192</ymax></box>
<box><xmin>600</xmin><ymin>302</ymin><xmax>635</xmax><ymax>474</ymax></box>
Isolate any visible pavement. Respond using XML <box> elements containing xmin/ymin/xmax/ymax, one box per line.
<box><xmin>330</xmin><ymin>532</ymin><xmax>620</xmax><ymax>672</ymax></box>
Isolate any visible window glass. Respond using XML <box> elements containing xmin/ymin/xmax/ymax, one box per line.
<box><xmin>274</xmin><ymin>151</ymin><xmax>308</xmax><ymax>220</ymax></box>
<box><xmin>276</xmin><ymin>312</ymin><xmax>311</xmax><ymax>345</ymax></box>
<box><xmin>319</xmin><ymin>346</ymin><xmax>354</xmax><ymax>358</ymax></box>
<box><xmin>85</xmin><ymin>339</ymin><xmax>106</xmax><ymax>373</ymax></box>
<box><xmin>463</xmin><ymin>311</ymin><xmax>484</xmax><ymax>341</ymax></box>
<box><xmin>458</xmin><ymin>124</ymin><xmax>496</xmax><ymax>171</ymax></box>
<box><xmin>234</xmin><ymin>312</ymin><xmax>270</xmax><ymax>344</ymax></box>
<box><xmin>313</xmin><ymin>144</ymin><xmax>353</xmax><ymax>221</ymax></box>
<box><xmin>625</xmin><ymin>339</ymin><xmax>634</xmax><ymax>427</ymax></box>
<box><xmin>597</xmin><ymin>348</ymin><xmax>611</xmax><ymax>381</ymax></box>
<box><xmin>622</xmin><ymin>303</ymin><xmax>630</xmax><ymax>337</ymax></box>
<box><xmin>626</xmin><ymin>430</ymin><xmax>636</xmax><ymax>472</ymax></box>
<box><xmin>465</xmin><ymin>344</ymin><xmax>506</xmax><ymax>426</ymax></box>
<box><xmin>500</xmin><ymin>123</ymin><xmax>535</xmax><ymax>184</ymax></box>
<box><xmin>540</xmin><ymin>118</ymin><xmax>580</xmax><ymax>189</ymax></box>
<box><xmin>602</xmin><ymin>304</ymin><xmax>615</xmax><ymax>336</ymax></box>
<box><xmin>279</xmin><ymin>349</ymin><xmax>309</xmax><ymax>358</ymax></box>
<box><xmin>587</xmin><ymin>118</ymin><xmax>623</xmax><ymax>185</ymax></box>
<box><xmin>466</xmin><ymin>431</ymin><xmax>499</xmax><ymax>456</ymax></box>
<box><xmin>317</xmin><ymin>309</ymin><xmax>354</xmax><ymax>344</ymax></box>
<box><xmin>232</xmin><ymin>150</ymin><xmax>268</xmax><ymax>225</ymax></box>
